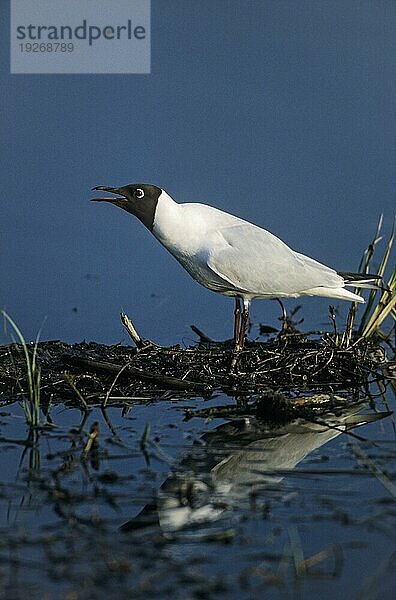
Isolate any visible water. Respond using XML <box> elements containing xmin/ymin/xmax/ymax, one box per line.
<box><xmin>0</xmin><ymin>390</ymin><xmax>394</xmax><ymax>599</ymax></box>
<box><xmin>1</xmin><ymin>2</ymin><xmax>395</xmax><ymax>597</ymax></box>
<box><xmin>1</xmin><ymin>2</ymin><xmax>395</xmax><ymax>346</ymax></box>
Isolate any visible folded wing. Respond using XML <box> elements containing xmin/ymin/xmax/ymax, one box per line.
<box><xmin>206</xmin><ymin>223</ymin><xmax>343</xmax><ymax>297</ymax></box>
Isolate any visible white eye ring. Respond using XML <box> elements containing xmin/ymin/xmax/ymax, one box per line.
<box><xmin>135</xmin><ymin>188</ymin><xmax>145</xmax><ymax>199</ymax></box>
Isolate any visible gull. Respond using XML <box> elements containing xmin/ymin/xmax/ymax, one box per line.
<box><xmin>120</xmin><ymin>407</ymin><xmax>390</xmax><ymax>533</ymax></box>
<box><xmin>91</xmin><ymin>183</ymin><xmax>378</xmax><ymax>352</ymax></box>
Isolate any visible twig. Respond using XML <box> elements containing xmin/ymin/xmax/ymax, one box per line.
<box><xmin>102</xmin><ymin>362</ymin><xmax>130</xmax><ymax>408</ymax></box>
<box><xmin>329</xmin><ymin>306</ymin><xmax>339</xmax><ymax>346</ymax></box>
<box><xmin>83</xmin><ymin>421</ymin><xmax>99</xmax><ymax>454</ymax></box>
<box><xmin>61</xmin><ymin>354</ymin><xmax>211</xmax><ymax>392</ymax></box>
<box><xmin>120</xmin><ymin>311</ymin><xmax>152</xmax><ymax>348</ymax></box>
<box><xmin>184</xmin><ymin>404</ymin><xmax>249</xmax><ymax>420</ymax></box>
<box><xmin>100</xmin><ymin>406</ymin><xmax>118</xmax><ymax>437</ymax></box>
<box><xmin>190</xmin><ymin>324</ymin><xmax>214</xmax><ymax>342</ymax></box>
<box><xmin>63</xmin><ymin>372</ymin><xmax>89</xmax><ymax>412</ymax></box>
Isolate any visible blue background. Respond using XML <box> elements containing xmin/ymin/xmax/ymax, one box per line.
<box><xmin>1</xmin><ymin>0</ymin><xmax>395</xmax><ymax>345</ymax></box>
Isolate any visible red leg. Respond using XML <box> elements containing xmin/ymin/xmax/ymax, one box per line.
<box><xmin>233</xmin><ymin>297</ymin><xmax>241</xmax><ymax>347</ymax></box>
<box><xmin>238</xmin><ymin>302</ymin><xmax>250</xmax><ymax>350</ymax></box>
<box><xmin>230</xmin><ymin>299</ymin><xmax>251</xmax><ymax>373</ymax></box>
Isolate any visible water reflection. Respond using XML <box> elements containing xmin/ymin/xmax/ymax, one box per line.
<box><xmin>122</xmin><ymin>406</ymin><xmax>391</xmax><ymax>535</ymax></box>
<box><xmin>0</xmin><ymin>400</ymin><xmax>394</xmax><ymax>597</ymax></box>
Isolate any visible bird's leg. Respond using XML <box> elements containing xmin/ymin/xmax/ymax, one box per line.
<box><xmin>230</xmin><ymin>299</ymin><xmax>250</xmax><ymax>373</ymax></box>
<box><xmin>233</xmin><ymin>297</ymin><xmax>242</xmax><ymax>347</ymax></box>
<box><xmin>238</xmin><ymin>299</ymin><xmax>250</xmax><ymax>350</ymax></box>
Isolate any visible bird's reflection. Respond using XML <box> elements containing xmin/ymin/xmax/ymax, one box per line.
<box><xmin>121</xmin><ymin>405</ymin><xmax>390</xmax><ymax>535</ymax></box>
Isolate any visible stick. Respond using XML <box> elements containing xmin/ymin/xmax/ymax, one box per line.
<box><xmin>120</xmin><ymin>312</ymin><xmax>150</xmax><ymax>348</ymax></box>
<box><xmin>63</xmin><ymin>372</ymin><xmax>89</xmax><ymax>411</ymax></box>
<box><xmin>61</xmin><ymin>355</ymin><xmax>210</xmax><ymax>392</ymax></box>
<box><xmin>190</xmin><ymin>325</ymin><xmax>214</xmax><ymax>342</ymax></box>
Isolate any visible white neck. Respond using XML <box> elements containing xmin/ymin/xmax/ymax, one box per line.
<box><xmin>152</xmin><ymin>191</ymin><xmax>184</xmax><ymax>247</ymax></box>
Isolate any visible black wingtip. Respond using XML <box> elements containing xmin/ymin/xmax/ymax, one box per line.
<box><xmin>338</xmin><ymin>271</ymin><xmax>382</xmax><ymax>282</ymax></box>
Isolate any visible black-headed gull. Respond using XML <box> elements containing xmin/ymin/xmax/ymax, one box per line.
<box><xmin>91</xmin><ymin>184</ymin><xmax>377</xmax><ymax>350</ymax></box>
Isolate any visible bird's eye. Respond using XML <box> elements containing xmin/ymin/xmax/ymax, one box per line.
<box><xmin>135</xmin><ymin>188</ymin><xmax>145</xmax><ymax>199</ymax></box>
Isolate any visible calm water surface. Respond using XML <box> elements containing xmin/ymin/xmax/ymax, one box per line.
<box><xmin>0</xmin><ymin>388</ymin><xmax>394</xmax><ymax>599</ymax></box>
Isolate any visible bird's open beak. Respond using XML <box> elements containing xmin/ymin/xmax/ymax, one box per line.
<box><xmin>91</xmin><ymin>185</ymin><xmax>128</xmax><ymax>203</ymax></box>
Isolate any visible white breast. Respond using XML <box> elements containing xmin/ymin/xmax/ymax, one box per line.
<box><xmin>152</xmin><ymin>191</ymin><xmax>242</xmax><ymax>292</ymax></box>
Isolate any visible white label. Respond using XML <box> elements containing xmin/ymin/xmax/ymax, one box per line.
<box><xmin>10</xmin><ymin>0</ymin><xmax>151</xmax><ymax>74</ymax></box>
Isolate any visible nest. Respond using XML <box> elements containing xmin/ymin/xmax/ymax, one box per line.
<box><xmin>0</xmin><ymin>326</ymin><xmax>392</xmax><ymax>422</ymax></box>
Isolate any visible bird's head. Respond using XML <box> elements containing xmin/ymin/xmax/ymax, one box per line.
<box><xmin>91</xmin><ymin>183</ymin><xmax>162</xmax><ymax>230</ymax></box>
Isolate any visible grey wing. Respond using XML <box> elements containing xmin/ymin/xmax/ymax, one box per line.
<box><xmin>206</xmin><ymin>223</ymin><xmax>342</xmax><ymax>296</ymax></box>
